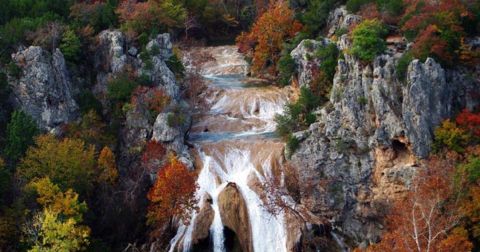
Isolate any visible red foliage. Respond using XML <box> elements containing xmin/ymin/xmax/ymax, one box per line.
<box><xmin>402</xmin><ymin>0</ymin><xmax>472</xmax><ymax>64</ymax></box>
<box><xmin>141</xmin><ymin>141</ymin><xmax>166</xmax><ymax>172</ymax></box>
<box><xmin>368</xmin><ymin>156</ymin><xmax>472</xmax><ymax>252</ymax></box>
<box><xmin>456</xmin><ymin>109</ymin><xmax>480</xmax><ymax>137</ymax></box>
<box><xmin>146</xmin><ymin>89</ymin><xmax>170</xmax><ymax>113</ymax></box>
<box><xmin>147</xmin><ymin>155</ymin><xmax>198</xmax><ymax>227</ymax></box>
<box><xmin>236</xmin><ymin>0</ymin><xmax>302</xmax><ymax>75</ymax></box>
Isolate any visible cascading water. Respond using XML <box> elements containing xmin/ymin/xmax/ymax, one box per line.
<box><xmin>169</xmin><ymin>46</ymin><xmax>295</xmax><ymax>252</ymax></box>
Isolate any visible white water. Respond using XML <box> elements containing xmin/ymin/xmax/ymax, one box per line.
<box><xmin>170</xmin><ymin>46</ymin><xmax>292</xmax><ymax>252</ymax></box>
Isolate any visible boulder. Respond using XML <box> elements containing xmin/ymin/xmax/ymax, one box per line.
<box><xmin>10</xmin><ymin>46</ymin><xmax>78</xmax><ymax>132</ymax></box>
<box><xmin>218</xmin><ymin>183</ymin><xmax>253</xmax><ymax>252</ymax></box>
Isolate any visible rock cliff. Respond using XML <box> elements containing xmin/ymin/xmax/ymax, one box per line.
<box><xmin>290</xmin><ymin>30</ymin><xmax>479</xmax><ymax>247</ymax></box>
<box><xmin>10</xmin><ymin>46</ymin><xmax>79</xmax><ymax>132</ymax></box>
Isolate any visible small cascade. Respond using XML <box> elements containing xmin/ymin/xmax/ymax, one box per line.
<box><xmin>170</xmin><ymin>46</ymin><xmax>294</xmax><ymax>252</ymax></box>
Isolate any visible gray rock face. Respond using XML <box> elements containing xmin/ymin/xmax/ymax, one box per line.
<box><xmin>327</xmin><ymin>6</ymin><xmax>362</xmax><ymax>37</ymax></box>
<box><xmin>10</xmin><ymin>46</ymin><xmax>78</xmax><ymax>131</ymax></box>
<box><xmin>290</xmin><ymin>39</ymin><xmax>330</xmax><ymax>88</ymax></box>
<box><xmin>139</xmin><ymin>34</ymin><xmax>179</xmax><ymax>99</ymax></box>
<box><xmin>146</xmin><ymin>33</ymin><xmax>173</xmax><ymax>60</ymax></box>
<box><xmin>403</xmin><ymin>58</ymin><xmax>451</xmax><ymax>158</ymax></box>
<box><xmin>290</xmin><ymin>35</ymin><xmax>479</xmax><ymax>245</ymax></box>
<box><xmin>95</xmin><ymin>30</ymin><xmax>127</xmax><ymax>74</ymax></box>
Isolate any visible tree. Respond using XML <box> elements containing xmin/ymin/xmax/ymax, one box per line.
<box><xmin>368</xmin><ymin>156</ymin><xmax>470</xmax><ymax>252</ymax></box>
<box><xmin>4</xmin><ymin>110</ymin><xmax>38</xmax><ymax>163</ymax></box>
<box><xmin>17</xmin><ymin>135</ymin><xmax>96</xmax><ymax>195</ymax></box>
<box><xmin>456</xmin><ymin>109</ymin><xmax>480</xmax><ymax>138</ymax></box>
<box><xmin>433</xmin><ymin>120</ymin><xmax>470</xmax><ymax>153</ymax></box>
<box><xmin>141</xmin><ymin>140</ymin><xmax>166</xmax><ymax>173</ymax></box>
<box><xmin>147</xmin><ymin>155</ymin><xmax>198</xmax><ymax>228</ymax></box>
<box><xmin>236</xmin><ymin>0</ymin><xmax>302</xmax><ymax>74</ymax></box>
<box><xmin>350</xmin><ymin>19</ymin><xmax>388</xmax><ymax>62</ymax></box>
<box><xmin>97</xmin><ymin>147</ymin><xmax>118</xmax><ymax>185</ymax></box>
<box><xmin>25</xmin><ymin>178</ymin><xmax>90</xmax><ymax>252</ymax></box>
<box><xmin>116</xmin><ymin>0</ymin><xmax>186</xmax><ymax>36</ymax></box>
<box><xmin>59</xmin><ymin>28</ymin><xmax>81</xmax><ymax>62</ymax></box>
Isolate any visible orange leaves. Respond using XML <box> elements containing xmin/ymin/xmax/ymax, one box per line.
<box><xmin>141</xmin><ymin>140</ymin><xmax>166</xmax><ymax>172</ymax></box>
<box><xmin>236</xmin><ymin>0</ymin><xmax>302</xmax><ymax>75</ymax></box>
<box><xmin>370</xmin><ymin>157</ymin><xmax>464</xmax><ymax>252</ymax></box>
<box><xmin>147</xmin><ymin>155</ymin><xmax>198</xmax><ymax>226</ymax></box>
<box><xmin>97</xmin><ymin>146</ymin><xmax>118</xmax><ymax>185</ymax></box>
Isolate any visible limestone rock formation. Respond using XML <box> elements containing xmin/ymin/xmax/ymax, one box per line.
<box><xmin>139</xmin><ymin>34</ymin><xmax>179</xmax><ymax>99</ymax></box>
<box><xmin>10</xmin><ymin>46</ymin><xmax>78</xmax><ymax>132</ymax></box>
<box><xmin>218</xmin><ymin>183</ymin><xmax>253</xmax><ymax>252</ymax></box>
<box><xmin>290</xmin><ymin>39</ymin><xmax>330</xmax><ymax>88</ymax></box>
<box><xmin>326</xmin><ymin>6</ymin><xmax>362</xmax><ymax>37</ymax></box>
<box><xmin>290</xmin><ymin>32</ymin><xmax>479</xmax><ymax>245</ymax></box>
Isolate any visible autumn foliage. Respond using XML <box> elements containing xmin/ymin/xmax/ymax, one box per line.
<box><xmin>147</xmin><ymin>155</ymin><xmax>198</xmax><ymax>227</ymax></box>
<box><xmin>141</xmin><ymin>140</ymin><xmax>166</xmax><ymax>173</ymax></box>
<box><xmin>236</xmin><ymin>0</ymin><xmax>302</xmax><ymax>75</ymax></box>
<box><xmin>402</xmin><ymin>0</ymin><xmax>474</xmax><ymax>65</ymax></box>
<box><xmin>368</xmin><ymin>156</ymin><xmax>472</xmax><ymax>252</ymax></box>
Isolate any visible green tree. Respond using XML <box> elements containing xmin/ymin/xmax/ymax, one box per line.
<box><xmin>4</xmin><ymin>110</ymin><xmax>38</xmax><ymax>163</ymax></box>
<box><xmin>59</xmin><ymin>29</ymin><xmax>81</xmax><ymax>62</ymax></box>
<box><xmin>350</xmin><ymin>19</ymin><xmax>388</xmax><ymax>62</ymax></box>
<box><xmin>17</xmin><ymin>135</ymin><xmax>96</xmax><ymax>195</ymax></box>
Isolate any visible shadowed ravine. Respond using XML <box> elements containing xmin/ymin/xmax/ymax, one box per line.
<box><xmin>168</xmin><ymin>46</ymin><xmax>295</xmax><ymax>252</ymax></box>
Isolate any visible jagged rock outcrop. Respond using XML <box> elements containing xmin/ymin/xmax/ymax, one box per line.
<box><xmin>326</xmin><ymin>6</ymin><xmax>362</xmax><ymax>37</ymax></box>
<box><xmin>218</xmin><ymin>183</ymin><xmax>253</xmax><ymax>252</ymax></box>
<box><xmin>138</xmin><ymin>34</ymin><xmax>179</xmax><ymax>99</ymax></box>
<box><xmin>290</xmin><ymin>33</ymin><xmax>479</xmax><ymax>246</ymax></box>
<box><xmin>10</xmin><ymin>46</ymin><xmax>78</xmax><ymax>132</ymax></box>
<box><xmin>290</xmin><ymin>39</ymin><xmax>330</xmax><ymax>88</ymax></box>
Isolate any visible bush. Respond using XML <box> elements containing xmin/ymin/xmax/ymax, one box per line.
<box><xmin>396</xmin><ymin>51</ymin><xmax>413</xmax><ymax>82</ymax></box>
<box><xmin>350</xmin><ymin>19</ymin><xmax>388</xmax><ymax>62</ymax></box>
<box><xmin>4</xmin><ymin>110</ymin><xmax>38</xmax><ymax>164</ymax></box>
<box><xmin>301</xmin><ymin>0</ymin><xmax>337</xmax><ymax>36</ymax></box>
<box><xmin>166</xmin><ymin>53</ymin><xmax>185</xmax><ymax>79</ymax></box>
<box><xmin>346</xmin><ymin>0</ymin><xmax>373</xmax><ymax>13</ymax></box>
<box><xmin>286</xmin><ymin>134</ymin><xmax>300</xmax><ymax>157</ymax></box>
<box><xmin>275</xmin><ymin>86</ymin><xmax>321</xmax><ymax>139</ymax></box>
<box><xmin>376</xmin><ymin>0</ymin><xmax>404</xmax><ymax>16</ymax></box>
<box><xmin>433</xmin><ymin>120</ymin><xmax>470</xmax><ymax>153</ymax></box>
<box><xmin>277</xmin><ymin>54</ymin><xmax>296</xmax><ymax>86</ymax></box>
<box><xmin>60</xmin><ymin>29</ymin><xmax>81</xmax><ymax>62</ymax></box>
<box><xmin>77</xmin><ymin>90</ymin><xmax>102</xmax><ymax>115</ymax></box>
<box><xmin>107</xmin><ymin>75</ymin><xmax>139</xmax><ymax>103</ymax></box>
<box><xmin>316</xmin><ymin>43</ymin><xmax>339</xmax><ymax>82</ymax></box>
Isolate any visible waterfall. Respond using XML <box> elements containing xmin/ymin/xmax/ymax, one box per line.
<box><xmin>170</xmin><ymin>46</ymin><xmax>292</xmax><ymax>252</ymax></box>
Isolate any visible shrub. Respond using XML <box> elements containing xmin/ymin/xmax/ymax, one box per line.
<box><xmin>350</xmin><ymin>19</ymin><xmax>388</xmax><ymax>62</ymax></box>
<box><xmin>456</xmin><ymin>109</ymin><xmax>480</xmax><ymax>138</ymax></box>
<box><xmin>107</xmin><ymin>75</ymin><xmax>139</xmax><ymax>103</ymax></box>
<box><xmin>301</xmin><ymin>0</ymin><xmax>337</xmax><ymax>36</ymax></box>
<box><xmin>59</xmin><ymin>28</ymin><xmax>81</xmax><ymax>62</ymax></box>
<box><xmin>166</xmin><ymin>53</ymin><xmax>185</xmax><ymax>79</ymax></box>
<box><xmin>277</xmin><ymin>54</ymin><xmax>295</xmax><ymax>86</ymax></box>
<box><xmin>76</xmin><ymin>90</ymin><xmax>102</xmax><ymax>115</ymax></box>
<box><xmin>433</xmin><ymin>120</ymin><xmax>470</xmax><ymax>153</ymax></box>
<box><xmin>315</xmin><ymin>43</ymin><xmax>339</xmax><ymax>82</ymax></box>
<box><xmin>396</xmin><ymin>51</ymin><xmax>413</xmax><ymax>82</ymax></box>
<box><xmin>4</xmin><ymin>110</ymin><xmax>38</xmax><ymax>163</ymax></box>
<box><xmin>346</xmin><ymin>0</ymin><xmax>373</xmax><ymax>13</ymax></box>
<box><xmin>70</xmin><ymin>1</ymin><xmax>118</xmax><ymax>33</ymax></box>
<box><xmin>286</xmin><ymin>134</ymin><xmax>300</xmax><ymax>157</ymax></box>
<box><xmin>275</xmin><ymin>86</ymin><xmax>321</xmax><ymax>139</ymax></box>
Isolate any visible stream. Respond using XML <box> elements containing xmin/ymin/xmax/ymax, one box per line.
<box><xmin>169</xmin><ymin>46</ymin><xmax>296</xmax><ymax>252</ymax></box>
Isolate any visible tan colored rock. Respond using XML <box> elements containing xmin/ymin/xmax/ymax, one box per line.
<box><xmin>218</xmin><ymin>183</ymin><xmax>253</xmax><ymax>252</ymax></box>
<box><xmin>191</xmin><ymin>194</ymin><xmax>215</xmax><ymax>246</ymax></box>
